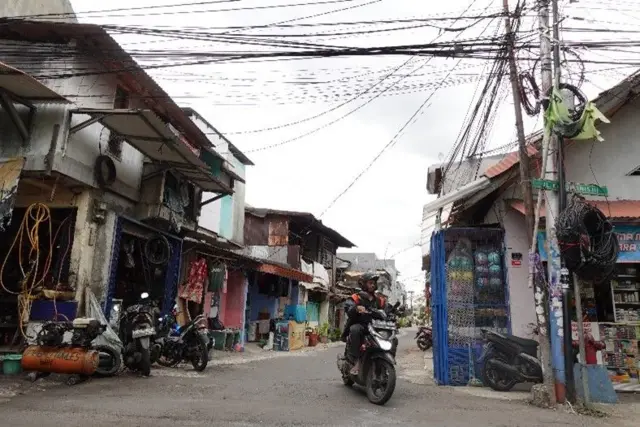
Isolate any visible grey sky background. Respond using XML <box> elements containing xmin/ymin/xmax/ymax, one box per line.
<box><xmin>68</xmin><ymin>0</ymin><xmax>638</xmax><ymax>293</ymax></box>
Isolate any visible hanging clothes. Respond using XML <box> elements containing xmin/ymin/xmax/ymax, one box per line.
<box><xmin>208</xmin><ymin>262</ymin><xmax>226</xmax><ymax>292</ymax></box>
<box><xmin>178</xmin><ymin>258</ymin><xmax>208</xmax><ymax>303</ymax></box>
<box><xmin>222</xmin><ymin>268</ymin><xmax>228</xmax><ymax>294</ymax></box>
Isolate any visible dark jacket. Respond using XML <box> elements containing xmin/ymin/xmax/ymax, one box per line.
<box><xmin>341</xmin><ymin>291</ymin><xmax>387</xmax><ymax>341</ymax></box>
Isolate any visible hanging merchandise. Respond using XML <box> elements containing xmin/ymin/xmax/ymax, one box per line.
<box><xmin>178</xmin><ymin>258</ymin><xmax>208</xmax><ymax>303</ymax></box>
<box><xmin>556</xmin><ymin>195</ymin><xmax>619</xmax><ymax>283</ymax></box>
<box><xmin>208</xmin><ymin>262</ymin><xmax>227</xmax><ymax>293</ymax></box>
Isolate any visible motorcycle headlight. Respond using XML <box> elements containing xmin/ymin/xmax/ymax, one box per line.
<box><xmin>375</xmin><ymin>337</ymin><xmax>392</xmax><ymax>351</ymax></box>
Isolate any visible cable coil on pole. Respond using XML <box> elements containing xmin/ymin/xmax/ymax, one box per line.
<box><xmin>556</xmin><ymin>195</ymin><xmax>618</xmax><ymax>283</ymax></box>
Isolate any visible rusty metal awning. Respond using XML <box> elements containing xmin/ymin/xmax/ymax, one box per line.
<box><xmin>69</xmin><ymin>108</ymin><xmax>231</xmax><ymax>193</ymax></box>
<box><xmin>509</xmin><ymin>199</ymin><xmax>640</xmax><ymax>220</ymax></box>
<box><xmin>0</xmin><ymin>62</ymin><xmax>69</xmax><ymax>102</ymax></box>
<box><xmin>256</xmin><ymin>263</ymin><xmax>313</xmax><ymax>283</ymax></box>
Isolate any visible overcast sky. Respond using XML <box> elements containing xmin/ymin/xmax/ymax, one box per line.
<box><xmin>69</xmin><ymin>0</ymin><xmax>637</xmax><ymax>294</ymax></box>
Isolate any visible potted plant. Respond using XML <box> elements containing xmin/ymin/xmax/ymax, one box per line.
<box><xmin>318</xmin><ymin>322</ymin><xmax>330</xmax><ymax>344</ymax></box>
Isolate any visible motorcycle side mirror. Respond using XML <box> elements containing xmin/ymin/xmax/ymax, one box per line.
<box><xmin>140</xmin><ymin>292</ymin><xmax>150</xmax><ymax>299</ymax></box>
<box><xmin>393</xmin><ymin>301</ymin><xmax>401</xmax><ymax>309</ymax></box>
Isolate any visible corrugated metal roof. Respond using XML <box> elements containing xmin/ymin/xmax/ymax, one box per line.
<box><xmin>484</xmin><ymin>145</ymin><xmax>539</xmax><ymax>179</ymax></box>
<box><xmin>0</xmin><ymin>62</ymin><xmax>69</xmax><ymax>102</ymax></box>
<box><xmin>72</xmin><ymin>108</ymin><xmax>231</xmax><ymax>193</ymax></box>
<box><xmin>0</xmin><ymin>20</ymin><xmax>223</xmax><ymax>160</ymax></box>
<box><xmin>508</xmin><ymin>199</ymin><xmax>640</xmax><ymax>219</ymax></box>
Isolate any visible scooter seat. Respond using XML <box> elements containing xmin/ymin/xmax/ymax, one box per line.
<box><xmin>506</xmin><ymin>335</ymin><xmax>538</xmax><ymax>348</ymax></box>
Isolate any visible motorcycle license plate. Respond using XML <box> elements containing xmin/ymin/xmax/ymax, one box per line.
<box><xmin>132</xmin><ymin>327</ymin><xmax>155</xmax><ymax>338</ymax></box>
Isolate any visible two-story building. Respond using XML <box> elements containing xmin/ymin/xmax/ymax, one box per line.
<box><xmin>421</xmin><ymin>71</ymin><xmax>640</xmax><ymax>391</ymax></box>
<box><xmin>337</xmin><ymin>252</ymin><xmax>406</xmax><ymax>305</ymax></box>
<box><xmin>242</xmin><ymin>207</ymin><xmax>355</xmax><ymax>330</ymax></box>
<box><xmin>0</xmin><ymin>19</ymin><xmax>241</xmax><ymax>349</ymax></box>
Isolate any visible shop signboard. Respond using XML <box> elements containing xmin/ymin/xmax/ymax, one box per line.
<box><xmin>538</xmin><ymin>225</ymin><xmax>640</xmax><ymax>263</ymax></box>
<box><xmin>531</xmin><ymin>179</ymin><xmax>608</xmax><ymax>197</ymax></box>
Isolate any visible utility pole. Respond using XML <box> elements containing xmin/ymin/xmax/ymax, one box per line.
<box><xmin>408</xmin><ymin>290</ymin><xmax>414</xmax><ymax>313</ymax></box>
<box><xmin>538</xmin><ymin>0</ymin><xmax>566</xmax><ymax>403</ymax></box>
<box><xmin>503</xmin><ymin>0</ymin><xmax>535</xmax><ymax>240</ymax></box>
<box><xmin>504</xmin><ymin>0</ymin><xmax>555</xmax><ymax>406</ymax></box>
<box><xmin>550</xmin><ymin>0</ymin><xmax>576</xmax><ymax>404</ymax></box>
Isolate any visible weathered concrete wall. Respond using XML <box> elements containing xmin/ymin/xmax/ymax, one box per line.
<box><xmin>0</xmin><ymin>47</ymin><xmax>146</xmax><ymax>202</ymax></box>
<box><xmin>0</xmin><ymin>0</ymin><xmax>77</xmax><ymax>22</ymax></box>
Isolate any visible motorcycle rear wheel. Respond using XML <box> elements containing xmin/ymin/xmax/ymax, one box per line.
<box><xmin>366</xmin><ymin>359</ymin><xmax>396</xmax><ymax>405</ymax></box>
<box><xmin>482</xmin><ymin>355</ymin><xmax>517</xmax><ymax>392</ymax></box>
<box><xmin>191</xmin><ymin>334</ymin><xmax>209</xmax><ymax>372</ymax></box>
<box><xmin>93</xmin><ymin>345</ymin><xmax>122</xmax><ymax>377</ymax></box>
<box><xmin>139</xmin><ymin>347</ymin><xmax>151</xmax><ymax>376</ymax></box>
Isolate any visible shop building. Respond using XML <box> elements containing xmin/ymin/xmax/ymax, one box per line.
<box><xmin>242</xmin><ymin>207</ymin><xmax>354</xmax><ymax>344</ymax></box>
<box><xmin>421</xmin><ymin>72</ymin><xmax>640</xmax><ymax>391</ymax></box>
<box><xmin>0</xmin><ymin>20</ymin><xmax>240</xmax><ymax>352</ymax></box>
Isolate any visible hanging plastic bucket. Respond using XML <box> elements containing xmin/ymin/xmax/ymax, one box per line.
<box><xmin>2</xmin><ymin>354</ymin><xmax>23</xmax><ymax>375</ymax></box>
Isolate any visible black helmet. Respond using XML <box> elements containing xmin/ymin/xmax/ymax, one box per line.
<box><xmin>358</xmin><ymin>272</ymin><xmax>379</xmax><ymax>286</ymax></box>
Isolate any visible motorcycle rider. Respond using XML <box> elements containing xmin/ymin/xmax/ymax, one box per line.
<box><xmin>342</xmin><ymin>272</ymin><xmax>387</xmax><ymax>376</ymax></box>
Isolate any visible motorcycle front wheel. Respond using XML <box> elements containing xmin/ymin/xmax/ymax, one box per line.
<box><xmin>191</xmin><ymin>334</ymin><xmax>209</xmax><ymax>372</ymax></box>
<box><xmin>482</xmin><ymin>356</ymin><xmax>517</xmax><ymax>391</ymax></box>
<box><xmin>417</xmin><ymin>337</ymin><xmax>432</xmax><ymax>351</ymax></box>
<box><xmin>366</xmin><ymin>359</ymin><xmax>396</xmax><ymax>405</ymax></box>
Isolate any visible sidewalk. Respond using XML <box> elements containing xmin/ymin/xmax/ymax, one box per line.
<box><xmin>209</xmin><ymin>341</ymin><xmax>344</xmax><ymax>366</ymax></box>
<box><xmin>421</xmin><ymin>350</ymin><xmax>640</xmax><ymax>421</ymax></box>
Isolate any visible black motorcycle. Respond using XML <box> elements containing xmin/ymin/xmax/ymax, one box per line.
<box><xmin>337</xmin><ymin>302</ymin><xmax>401</xmax><ymax>405</ymax></box>
<box><xmin>157</xmin><ymin>313</ymin><xmax>210</xmax><ymax>372</ymax></box>
<box><xmin>478</xmin><ymin>328</ymin><xmax>542</xmax><ymax>391</ymax></box>
<box><xmin>118</xmin><ymin>292</ymin><xmax>156</xmax><ymax>376</ymax></box>
<box><xmin>415</xmin><ymin>326</ymin><xmax>432</xmax><ymax>351</ymax></box>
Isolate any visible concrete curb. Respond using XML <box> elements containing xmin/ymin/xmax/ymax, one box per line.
<box><xmin>209</xmin><ymin>341</ymin><xmax>344</xmax><ymax>366</ymax></box>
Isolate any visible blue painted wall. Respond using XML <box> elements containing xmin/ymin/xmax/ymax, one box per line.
<box><xmin>219</xmin><ymin>194</ymin><xmax>233</xmax><ymax>239</ymax></box>
<box><xmin>306</xmin><ymin>302</ymin><xmax>320</xmax><ymax>322</ymax></box>
<box><xmin>249</xmin><ymin>283</ymin><xmax>277</xmax><ymax>321</ymax></box>
<box><xmin>290</xmin><ymin>283</ymin><xmax>299</xmax><ymax>305</ymax></box>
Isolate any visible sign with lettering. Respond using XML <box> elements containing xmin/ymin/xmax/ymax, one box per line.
<box><xmin>613</xmin><ymin>225</ymin><xmax>640</xmax><ymax>263</ymax></box>
<box><xmin>538</xmin><ymin>225</ymin><xmax>640</xmax><ymax>263</ymax></box>
<box><xmin>531</xmin><ymin>179</ymin><xmax>608</xmax><ymax>197</ymax></box>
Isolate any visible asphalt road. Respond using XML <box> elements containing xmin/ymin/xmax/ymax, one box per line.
<box><xmin>0</xmin><ymin>329</ymin><xmax>624</xmax><ymax>427</ymax></box>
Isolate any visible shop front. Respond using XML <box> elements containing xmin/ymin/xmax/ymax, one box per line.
<box><xmin>538</xmin><ymin>225</ymin><xmax>640</xmax><ymax>392</ymax></box>
<box><xmin>104</xmin><ymin>216</ymin><xmax>182</xmax><ymax>321</ymax></box>
<box><xmin>245</xmin><ymin>264</ymin><xmax>312</xmax><ymax>351</ymax></box>
<box><xmin>430</xmin><ymin>227</ymin><xmax>511</xmax><ymax>386</ymax></box>
<box><xmin>0</xmin><ymin>159</ymin><xmax>87</xmax><ymax>355</ymax></box>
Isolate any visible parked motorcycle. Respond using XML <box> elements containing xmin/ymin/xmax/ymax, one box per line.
<box><xmin>118</xmin><ymin>292</ymin><xmax>156</xmax><ymax>376</ymax></box>
<box><xmin>156</xmin><ymin>313</ymin><xmax>210</xmax><ymax>372</ymax></box>
<box><xmin>336</xmin><ymin>302</ymin><xmax>401</xmax><ymax>405</ymax></box>
<box><xmin>415</xmin><ymin>326</ymin><xmax>432</xmax><ymax>351</ymax></box>
<box><xmin>478</xmin><ymin>328</ymin><xmax>542</xmax><ymax>391</ymax></box>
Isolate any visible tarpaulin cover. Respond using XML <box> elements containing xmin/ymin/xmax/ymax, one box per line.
<box><xmin>86</xmin><ymin>288</ymin><xmax>122</xmax><ymax>351</ymax></box>
<box><xmin>0</xmin><ymin>157</ymin><xmax>24</xmax><ymax>231</ymax></box>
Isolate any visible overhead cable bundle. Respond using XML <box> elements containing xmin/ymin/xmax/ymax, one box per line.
<box><xmin>555</xmin><ymin>196</ymin><xmax>618</xmax><ymax>283</ymax></box>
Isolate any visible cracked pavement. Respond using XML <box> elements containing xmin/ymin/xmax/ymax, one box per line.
<box><xmin>0</xmin><ymin>329</ymin><xmax>633</xmax><ymax>426</ymax></box>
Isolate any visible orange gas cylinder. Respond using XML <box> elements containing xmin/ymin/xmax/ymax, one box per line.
<box><xmin>21</xmin><ymin>346</ymin><xmax>99</xmax><ymax>375</ymax></box>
